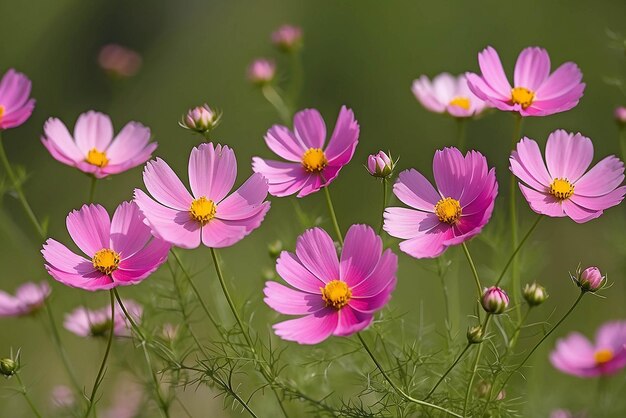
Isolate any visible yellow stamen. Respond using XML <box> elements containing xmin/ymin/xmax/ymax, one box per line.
<box><xmin>86</xmin><ymin>148</ymin><xmax>109</xmax><ymax>167</ymax></box>
<box><xmin>594</xmin><ymin>349</ymin><xmax>614</xmax><ymax>365</ymax></box>
<box><xmin>189</xmin><ymin>196</ymin><xmax>216</xmax><ymax>224</ymax></box>
<box><xmin>321</xmin><ymin>280</ymin><xmax>352</xmax><ymax>310</ymax></box>
<box><xmin>434</xmin><ymin>197</ymin><xmax>462</xmax><ymax>224</ymax></box>
<box><xmin>0</xmin><ymin>105</ymin><xmax>5</xmax><ymax>122</ymax></box>
<box><xmin>92</xmin><ymin>249</ymin><xmax>120</xmax><ymax>275</ymax></box>
<box><xmin>511</xmin><ymin>87</ymin><xmax>535</xmax><ymax>109</ymax></box>
<box><xmin>301</xmin><ymin>148</ymin><xmax>328</xmax><ymax>173</ymax></box>
<box><xmin>549</xmin><ymin>178</ymin><xmax>575</xmax><ymax>200</ymax></box>
<box><xmin>448</xmin><ymin>97</ymin><xmax>471</xmax><ymax>111</ymax></box>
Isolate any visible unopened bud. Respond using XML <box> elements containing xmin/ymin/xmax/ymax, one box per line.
<box><xmin>247</xmin><ymin>59</ymin><xmax>275</xmax><ymax>86</ymax></box>
<box><xmin>268</xmin><ymin>240</ymin><xmax>283</xmax><ymax>259</ymax></box>
<box><xmin>615</xmin><ymin>106</ymin><xmax>626</xmax><ymax>126</ymax></box>
<box><xmin>271</xmin><ymin>24</ymin><xmax>303</xmax><ymax>53</ymax></box>
<box><xmin>523</xmin><ymin>282</ymin><xmax>548</xmax><ymax>307</ymax></box>
<box><xmin>0</xmin><ymin>358</ymin><xmax>17</xmax><ymax>377</ymax></box>
<box><xmin>574</xmin><ymin>266</ymin><xmax>605</xmax><ymax>292</ymax></box>
<box><xmin>367</xmin><ymin>151</ymin><xmax>394</xmax><ymax>178</ymax></box>
<box><xmin>481</xmin><ymin>286</ymin><xmax>509</xmax><ymax>314</ymax></box>
<box><xmin>180</xmin><ymin>104</ymin><xmax>221</xmax><ymax>134</ymax></box>
<box><xmin>467</xmin><ymin>325</ymin><xmax>484</xmax><ymax>344</ymax></box>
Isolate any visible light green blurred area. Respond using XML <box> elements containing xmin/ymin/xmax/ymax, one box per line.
<box><xmin>1</xmin><ymin>0</ymin><xmax>625</xmax><ymax>416</ymax></box>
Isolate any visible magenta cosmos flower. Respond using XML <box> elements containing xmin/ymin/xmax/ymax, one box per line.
<box><xmin>510</xmin><ymin>130</ymin><xmax>625</xmax><ymax>223</ymax></box>
<box><xmin>64</xmin><ymin>299</ymin><xmax>142</xmax><ymax>338</ymax></box>
<box><xmin>550</xmin><ymin>321</ymin><xmax>626</xmax><ymax>378</ymax></box>
<box><xmin>466</xmin><ymin>46</ymin><xmax>585</xmax><ymax>117</ymax></box>
<box><xmin>42</xmin><ymin>202</ymin><xmax>170</xmax><ymax>291</ymax></box>
<box><xmin>135</xmin><ymin>142</ymin><xmax>270</xmax><ymax>249</ymax></box>
<box><xmin>384</xmin><ymin>147</ymin><xmax>497</xmax><ymax>258</ymax></box>
<box><xmin>0</xmin><ymin>282</ymin><xmax>50</xmax><ymax>317</ymax></box>
<box><xmin>412</xmin><ymin>73</ymin><xmax>490</xmax><ymax>118</ymax></box>
<box><xmin>252</xmin><ymin>106</ymin><xmax>359</xmax><ymax>198</ymax></box>
<box><xmin>0</xmin><ymin>69</ymin><xmax>35</xmax><ymax>130</ymax></box>
<box><xmin>264</xmin><ymin>224</ymin><xmax>397</xmax><ymax>345</ymax></box>
<box><xmin>41</xmin><ymin>111</ymin><xmax>157</xmax><ymax>179</ymax></box>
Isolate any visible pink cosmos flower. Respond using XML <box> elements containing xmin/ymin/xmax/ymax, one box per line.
<box><xmin>41</xmin><ymin>111</ymin><xmax>157</xmax><ymax>179</ymax></box>
<box><xmin>0</xmin><ymin>282</ymin><xmax>50</xmax><ymax>317</ymax></box>
<box><xmin>264</xmin><ymin>224</ymin><xmax>397</xmax><ymax>345</ymax></box>
<box><xmin>615</xmin><ymin>106</ymin><xmax>626</xmax><ymax>125</ymax></box>
<box><xmin>51</xmin><ymin>385</ymin><xmax>75</xmax><ymax>409</ymax></box>
<box><xmin>42</xmin><ymin>202</ymin><xmax>170</xmax><ymax>291</ymax></box>
<box><xmin>466</xmin><ymin>46</ymin><xmax>585</xmax><ymax>117</ymax></box>
<box><xmin>271</xmin><ymin>24</ymin><xmax>303</xmax><ymax>52</ymax></box>
<box><xmin>0</xmin><ymin>69</ymin><xmax>35</xmax><ymax>130</ymax></box>
<box><xmin>510</xmin><ymin>130</ymin><xmax>626</xmax><ymax>223</ymax></box>
<box><xmin>64</xmin><ymin>299</ymin><xmax>142</xmax><ymax>338</ymax></box>
<box><xmin>384</xmin><ymin>147</ymin><xmax>497</xmax><ymax>258</ymax></box>
<box><xmin>411</xmin><ymin>73</ymin><xmax>490</xmax><ymax>118</ymax></box>
<box><xmin>135</xmin><ymin>143</ymin><xmax>270</xmax><ymax>249</ymax></box>
<box><xmin>101</xmin><ymin>374</ymin><xmax>144</xmax><ymax>418</ymax></box>
<box><xmin>247</xmin><ymin>58</ymin><xmax>276</xmax><ymax>85</ymax></box>
<box><xmin>98</xmin><ymin>44</ymin><xmax>142</xmax><ymax>78</ymax></box>
<box><xmin>252</xmin><ymin>106</ymin><xmax>360</xmax><ymax>198</ymax></box>
<box><xmin>550</xmin><ymin>320</ymin><xmax>626</xmax><ymax>378</ymax></box>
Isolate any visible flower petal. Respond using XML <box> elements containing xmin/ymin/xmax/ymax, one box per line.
<box><xmin>272</xmin><ymin>309</ymin><xmax>338</xmax><ymax>345</ymax></box>
<box><xmin>574</xmin><ymin>156</ymin><xmax>625</xmax><ymax>197</ymax></box>
<box><xmin>264</xmin><ymin>125</ymin><xmax>305</xmax><ymax>162</ymax></box>
<box><xmin>294</xmin><ymin>109</ymin><xmax>326</xmax><ymax>150</ymax></box>
<box><xmin>477</xmin><ymin>46</ymin><xmax>512</xmax><ymax>98</ymax></box>
<box><xmin>324</xmin><ymin>106</ymin><xmax>360</xmax><ymax>163</ymax></box>
<box><xmin>188</xmin><ymin>143</ymin><xmax>237</xmax><ymax>202</ymax></box>
<box><xmin>264</xmin><ymin>282</ymin><xmax>326</xmax><ymax>315</ymax></box>
<box><xmin>66</xmin><ymin>204</ymin><xmax>111</xmax><ymax>257</ymax></box>
<box><xmin>276</xmin><ymin>251</ymin><xmax>325</xmax><ymax>293</ymax></box>
<box><xmin>295</xmin><ymin>228</ymin><xmax>339</xmax><ymax>283</ymax></box>
<box><xmin>73</xmin><ymin>111</ymin><xmax>114</xmax><ymax>154</ymax></box>
<box><xmin>215</xmin><ymin>173</ymin><xmax>269</xmax><ymax>220</ymax></box>
<box><xmin>105</xmin><ymin>121</ymin><xmax>152</xmax><ymax>165</ymax></box>
<box><xmin>545</xmin><ymin>130</ymin><xmax>593</xmax><ymax>181</ymax></box>
<box><xmin>513</xmin><ymin>47</ymin><xmax>551</xmax><ymax>91</ymax></box>
<box><xmin>433</xmin><ymin>147</ymin><xmax>466</xmax><ymax>199</ymax></box>
<box><xmin>110</xmin><ymin>201</ymin><xmax>152</xmax><ymax>258</ymax></box>
<box><xmin>393</xmin><ymin>169</ymin><xmax>440</xmax><ymax>212</ymax></box>
<box><xmin>333</xmin><ymin>306</ymin><xmax>373</xmax><ymax>336</ymax></box>
<box><xmin>252</xmin><ymin>157</ymin><xmax>309</xmax><ymax>197</ymax></box>
<box><xmin>383</xmin><ymin>207</ymin><xmax>439</xmax><ymax>240</ymax></box>
<box><xmin>340</xmin><ymin>225</ymin><xmax>381</xmax><ymax>287</ymax></box>
<box><xmin>143</xmin><ymin>158</ymin><xmax>193</xmax><ymax>210</ymax></box>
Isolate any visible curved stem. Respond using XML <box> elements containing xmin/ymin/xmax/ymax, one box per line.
<box><xmin>509</xmin><ymin>114</ymin><xmax>524</xmax><ymax>320</ymax></box>
<box><xmin>463</xmin><ymin>314</ymin><xmax>492</xmax><ymax>416</ymax></box>
<box><xmin>426</xmin><ymin>343</ymin><xmax>471</xmax><ymax>399</ymax></box>
<box><xmin>494</xmin><ymin>215</ymin><xmax>543</xmax><ymax>287</ymax></box>
<box><xmin>15</xmin><ymin>373</ymin><xmax>43</xmax><ymax>418</ymax></box>
<box><xmin>461</xmin><ymin>242</ymin><xmax>483</xmax><ymax>299</ymax></box>
<box><xmin>508</xmin><ymin>305</ymin><xmax>532</xmax><ymax>350</ymax></box>
<box><xmin>456</xmin><ymin>118</ymin><xmax>467</xmax><ymax>151</ymax></box>
<box><xmin>378</xmin><ymin>178</ymin><xmax>387</xmax><ymax>235</ymax></box>
<box><xmin>262</xmin><ymin>85</ymin><xmax>291</xmax><ymax>125</ymax></box>
<box><xmin>0</xmin><ymin>133</ymin><xmax>45</xmax><ymax>239</ymax></box>
<box><xmin>357</xmin><ymin>333</ymin><xmax>462</xmax><ymax>417</ymax></box>
<box><xmin>323</xmin><ymin>186</ymin><xmax>343</xmax><ymax>245</ymax></box>
<box><xmin>88</xmin><ymin>176</ymin><xmax>97</xmax><ymax>203</ymax></box>
<box><xmin>84</xmin><ymin>290</ymin><xmax>115</xmax><ymax>418</ymax></box>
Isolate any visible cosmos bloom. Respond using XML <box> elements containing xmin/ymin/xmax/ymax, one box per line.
<box><xmin>0</xmin><ymin>69</ymin><xmax>36</xmax><ymax>130</ymax></box>
<box><xmin>64</xmin><ymin>299</ymin><xmax>142</xmax><ymax>338</ymax></box>
<box><xmin>384</xmin><ymin>147</ymin><xmax>497</xmax><ymax>258</ymax></box>
<box><xmin>510</xmin><ymin>130</ymin><xmax>625</xmax><ymax>223</ymax></box>
<box><xmin>42</xmin><ymin>202</ymin><xmax>170</xmax><ymax>291</ymax></box>
<box><xmin>550</xmin><ymin>320</ymin><xmax>626</xmax><ymax>378</ymax></box>
<box><xmin>247</xmin><ymin>58</ymin><xmax>276</xmax><ymax>85</ymax></box>
<box><xmin>252</xmin><ymin>106</ymin><xmax>360</xmax><ymax>197</ymax></box>
<box><xmin>411</xmin><ymin>73</ymin><xmax>490</xmax><ymax>118</ymax></box>
<box><xmin>466</xmin><ymin>46</ymin><xmax>585</xmax><ymax>117</ymax></box>
<box><xmin>41</xmin><ymin>111</ymin><xmax>157</xmax><ymax>179</ymax></box>
<box><xmin>98</xmin><ymin>44</ymin><xmax>142</xmax><ymax>78</ymax></box>
<box><xmin>0</xmin><ymin>282</ymin><xmax>50</xmax><ymax>317</ymax></box>
<box><xmin>135</xmin><ymin>142</ymin><xmax>270</xmax><ymax>249</ymax></box>
<box><xmin>271</xmin><ymin>24</ymin><xmax>303</xmax><ymax>52</ymax></box>
<box><xmin>264</xmin><ymin>224</ymin><xmax>397</xmax><ymax>344</ymax></box>
<box><xmin>101</xmin><ymin>374</ymin><xmax>145</xmax><ymax>418</ymax></box>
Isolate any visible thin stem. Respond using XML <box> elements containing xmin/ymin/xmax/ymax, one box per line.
<box><xmin>436</xmin><ymin>256</ymin><xmax>453</xmax><ymax>343</ymax></box>
<box><xmin>463</xmin><ymin>314</ymin><xmax>492</xmax><ymax>416</ymax></box>
<box><xmin>378</xmin><ymin>178</ymin><xmax>387</xmax><ymax>234</ymax></box>
<box><xmin>0</xmin><ymin>133</ymin><xmax>45</xmax><ymax>239</ymax></box>
<box><xmin>619</xmin><ymin>127</ymin><xmax>626</xmax><ymax>163</ymax></box>
<box><xmin>508</xmin><ymin>305</ymin><xmax>532</xmax><ymax>350</ymax></box>
<box><xmin>357</xmin><ymin>333</ymin><xmax>462</xmax><ymax>417</ymax></box>
<box><xmin>509</xmin><ymin>114</ymin><xmax>524</xmax><ymax>320</ymax></box>
<box><xmin>287</xmin><ymin>52</ymin><xmax>303</xmax><ymax>112</ymax></box>
<box><xmin>323</xmin><ymin>186</ymin><xmax>343</xmax><ymax>245</ymax></box>
<box><xmin>262</xmin><ymin>85</ymin><xmax>291</xmax><ymax>125</ymax></box>
<box><xmin>88</xmin><ymin>176</ymin><xmax>97</xmax><ymax>203</ymax></box>
<box><xmin>15</xmin><ymin>373</ymin><xmax>43</xmax><ymax>418</ymax></box>
<box><xmin>456</xmin><ymin>118</ymin><xmax>467</xmax><ymax>151</ymax></box>
<box><xmin>84</xmin><ymin>290</ymin><xmax>115</xmax><ymax>418</ymax></box>
<box><xmin>461</xmin><ymin>242</ymin><xmax>482</xmax><ymax>299</ymax></box>
<box><xmin>426</xmin><ymin>343</ymin><xmax>471</xmax><ymax>398</ymax></box>
<box><xmin>494</xmin><ymin>215</ymin><xmax>543</xmax><ymax>287</ymax></box>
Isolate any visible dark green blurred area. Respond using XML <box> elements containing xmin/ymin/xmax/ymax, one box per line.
<box><xmin>1</xmin><ymin>0</ymin><xmax>625</xmax><ymax>416</ymax></box>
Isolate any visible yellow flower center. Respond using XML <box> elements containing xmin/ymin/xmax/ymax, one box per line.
<box><xmin>321</xmin><ymin>280</ymin><xmax>352</xmax><ymax>310</ymax></box>
<box><xmin>434</xmin><ymin>197</ymin><xmax>462</xmax><ymax>224</ymax></box>
<box><xmin>301</xmin><ymin>148</ymin><xmax>328</xmax><ymax>173</ymax></box>
<box><xmin>86</xmin><ymin>148</ymin><xmax>109</xmax><ymax>167</ymax></box>
<box><xmin>594</xmin><ymin>349</ymin><xmax>614</xmax><ymax>365</ymax></box>
<box><xmin>448</xmin><ymin>97</ymin><xmax>471</xmax><ymax>111</ymax></box>
<box><xmin>0</xmin><ymin>105</ymin><xmax>5</xmax><ymax>121</ymax></box>
<box><xmin>189</xmin><ymin>196</ymin><xmax>216</xmax><ymax>224</ymax></box>
<box><xmin>549</xmin><ymin>178</ymin><xmax>575</xmax><ymax>200</ymax></box>
<box><xmin>92</xmin><ymin>248</ymin><xmax>120</xmax><ymax>275</ymax></box>
<box><xmin>510</xmin><ymin>87</ymin><xmax>535</xmax><ymax>109</ymax></box>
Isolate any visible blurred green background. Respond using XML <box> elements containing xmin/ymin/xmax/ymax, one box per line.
<box><xmin>1</xmin><ymin>0</ymin><xmax>625</xmax><ymax>416</ymax></box>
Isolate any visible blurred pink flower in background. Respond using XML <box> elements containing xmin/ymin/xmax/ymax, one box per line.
<box><xmin>64</xmin><ymin>299</ymin><xmax>142</xmax><ymax>338</ymax></box>
<box><xmin>271</xmin><ymin>24</ymin><xmax>303</xmax><ymax>52</ymax></box>
<box><xmin>510</xmin><ymin>130</ymin><xmax>625</xmax><ymax>223</ymax></box>
<box><xmin>51</xmin><ymin>385</ymin><xmax>75</xmax><ymax>409</ymax></box>
<box><xmin>135</xmin><ymin>143</ymin><xmax>270</xmax><ymax>249</ymax></box>
<box><xmin>0</xmin><ymin>282</ymin><xmax>50</xmax><ymax>317</ymax></box>
<box><xmin>41</xmin><ymin>111</ymin><xmax>157</xmax><ymax>178</ymax></box>
<box><xmin>98</xmin><ymin>44</ymin><xmax>142</xmax><ymax>78</ymax></box>
<box><xmin>412</xmin><ymin>73</ymin><xmax>490</xmax><ymax>118</ymax></box>
<box><xmin>253</xmin><ymin>106</ymin><xmax>360</xmax><ymax>197</ymax></box>
<box><xmin>265</xmin><ymin>225</ymin><xmax>397</xmax><ymax>344</ymax></box>
<box><xmin>101</xmin><ymin>373</ymin><xmax>144</xmax><ymax>418</ymax></box>
<box><xmin>247</xmin><ymin>58</ymin><xmax>276</xmax><ymax>85</ymax></box>
<box><xmin>550</xmin><ymin>320</ymin><xmax>626</xmax><ymax>377</ymax></box>
<box><xmin>0</xmin><ymin>68</ymin><xmax>35</xmax><ymax>130</ymax></box>
<box><xmin>615</xmin><ymin>106</ymin><xmax>626</xmax><ymax>125</ymax></box>
<box><xmin>384</xmin><ymin>147</ymin><xmax>498</xmax><ymax>258</ymax></box>
<box><xmin>466</xmin><ymin>46</ymin><xmax>585</xmax><ymax>116</ymax></box>
<box><xmin>42</xmin><ymin>202</ymin><xmax>170</xmax><ymax>291</ymax></box>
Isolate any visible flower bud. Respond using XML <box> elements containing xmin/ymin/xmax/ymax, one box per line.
<box><xmin>466</xmin><ymin>325</ymin><xmax>484</xmax><ymax>344</ymax></box>
<box><xmin>576</xmin><ymin>266</ymin><xmax>605</xmax><ymax>292</ymax></box>
<box><xmin>0</xmin><ymin>358</ymin><xmax>17</xmax><ymax>377</ymax></box>
<box><xmin>615</xmin><ymin>106</ymin><xmax>626</xmax><ymax>126</ymax></box>
<box><xmin>268</xmin><ymin>240</ymin><xmax>283</xmax><ymax>259</ymax></box>
<box><xmin>271</xmin><ymin>24</ymin><xmax>303</xmax><ymax>53</ymax></box>
<box><xmin>476</xmin><ymin>381</ymin><xmax>505</xmax><ymax>400</ymax></box>
<box><xmin>161</xmin><ymin>323</ymin><xmax>179</xmax><ymax>342</ymax></box>
<box><xmin>523</xmin><ymin>282</ymin><xmax>548</xmax><ymax>307</ymax></box>
<box><xmin>247</xmin><ymin>59</ymin><xmax>275</xmax><ymax>86</ymax></box>
<box><xmin>367</xmin><ymin>151</ymin><xmax>394</xmax><ymax>178</ymax></box>
<box><xmin>180</xmin><ymin>104</ymin><xmax>221</xmax><ymax>134</ymax></box>
<box><xmin>481</xmin><ymin>286</ymin><xmax>509</xmax><ymax>314</ymax></box>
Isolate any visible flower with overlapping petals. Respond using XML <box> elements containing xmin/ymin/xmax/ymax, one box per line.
<box><xmin>0</xmin><ymin>282</ymin><xmax>50</xmax><ymax>317</ymax></box>
<box><xmin>0</xmin><ymin>69</ymin><xmax>35</xmax><ymax>130</ymax></box>
<box><xmin>64</xmin><ymin>299</ymin><xmax>143</xmax><ymax>338</ymax></box>
<box><xmin>412</xmin><ymin>73</ymin><xmax>489</xmax><ymax>118</ymax></box>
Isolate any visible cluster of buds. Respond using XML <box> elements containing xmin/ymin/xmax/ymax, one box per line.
<box><xmin>366</xmin><ymin>151</ymin><xmax>396</xmax><ymax>178</ymax></box>
<box><xmin>615</xmin><ymin>106</ymin><xmax>626</xmax><ymax>127</ymax></box>
<box><xmin>271</xmin><ymin>24</ymin><xmax>303</xmax><ymax>53</ymax></box>
<box><xmin>247</xmin><ymin>59</ymin><xmax>276</xmax><ymax>86</ymax></box>
<box><xmin>522</xmin><ymin>282</ymin><xmax>548</xmax><ymax>307</ymax></box>
<box><xmin>466</xmin><ymin>325</ymin><xmax>484</xmax><ymax>344</ymax></box>
<box><xmin>481</xmin><ymin>286</ymin><xmax>509</xmax><ymax>314</ymax></box>
<box><xmin>571</xmin><ymin>266</ymin><xmax>606</xmax><ymax>293</ymax></box>
<box><xmin>179</xmin><ymin>104</ymin><xmax>222</xmax><ymax>135</ymax></box>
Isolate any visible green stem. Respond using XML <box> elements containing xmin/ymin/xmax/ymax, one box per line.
<box><xmin>494</xmin><ymin>215</ymin><xmax>543</xmax><ymax>287</ymax></box>
<box><xmin>463</xmin><ymin>314</ymin><xmax>492</xmax><ymax>416</ymax></box>
<box><xmin>0</xmin><ymin>133</ymin><xmax>45</xmax><ymax>239</ymax></box>
<box><xmin>323</xmin><ymin>186</ymin><xmax>343</xmax><ymax>245</ymax></box>
<box><xmin>461</xmin><ymin>242</ymin><xmax>483</xmax><ymax>300</ymax></box>
<box><xmin>509</xmin><ymin>114</ymin><xmax>524</xmax><ymax>321</ymax></box>
<box><xmin>456</xmin><ymin>118</ymin><xmax>467</xmax><ymax>151</ymax></box>
<box><xmin>426</xmin><ymin>343</ymin><xmax>471</xmax><ymax>399</ymax></box>
<box><xmin>287</xmin><ymin>52</ymin><xmax>303</xmax><ymax>112</ymax></box>
<box><xmin>357</xmin><ymin>333</ymin><xmax>462</xmax><ymax>417</ymax></box>
<box><xmin>436</xmin><ymin>256</ymin><xmax>454</xmax><ymax>343</ymax></box>
<box><xmin>88</xmin><ymin>176</ymin><xmax>97</xmax><ymax>203</ymax></box>
<box><xmin>619</xmin><ymin>127</ymin><xmax>626</xmax><ymax>163</ymax></box>
<box><xmin>15</xmin><ymin>373</ymin><xmax>43</xmax><ymax>418</ymax></box>
<box><xmin>378</xmin><ymin>178</ymin><xmax>388</xmax><ymax>235</ymax></box>
<box><xmin>84</xmin><ymin>290</ymin><xmax>115</xmax><ymax>418</ymax></box>
<box><xmin>508</xmin><ymin>306</ymin><xmax>532</xmax><ymax>350</ymax></box>
<box><xmin>262</xmin><ymin>85</ymin><xmax>292</xmax><ymax>125</ymax></box>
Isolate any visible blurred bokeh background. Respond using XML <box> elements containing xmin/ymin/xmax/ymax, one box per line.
<box><xmin>1</xmin><ymin>0</ymin><xmax>625</xmax><ymax>416</ymax></box>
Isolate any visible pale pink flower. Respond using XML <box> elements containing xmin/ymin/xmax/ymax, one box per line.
<box><xmin>412</xmin><ymin>73</ymin><xmax>490</xmax><ymax>118</ymax></box>
<box><xmin>98</xmin><ymin>44</ymin><xmax>142</xmax><ymax>78</ymax></box>
<box><xmin>101</xmin><ymin>374</ymin><xmax>144</xmax><ymax>418</ymax></box>
<box><xmin>271</xmin><ymin>24</ymin><xmax>303</xmax><ymax>52</ymax></box>
<box><xmin>51</xmin><ymin>385</ymin><xmax>75</xmax><ymax>409</ymax></box>
<box><xmin>615</xmin><ymin>106</ymin><xmax>626</xmax><ymax>125</ymax></box>
<box><xmin>64</xmin><ymin>299</ymin><xmax>142</xmax><ymax>338</ymax></box>
<box><xmin>0</xmin><ymin>68</ymin><xmax>35</xmax><ymax>130</ymax></box>
<box><xmin>0</xmin><ymin>282</ymin><xmax>50</xmax><ymax>317</ymax></box>
<box><xmin>247</xmin><ymin>58</ymin><xmax>275</xmax><ymax>85</ymax></box>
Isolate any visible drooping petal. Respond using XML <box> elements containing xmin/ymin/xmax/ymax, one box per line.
<box><xmin>263</xmin><ymin>282</ymin><xmax>326</xmax><ymax>315</ymax></box>
<box><xmin>294</xmin><ymin>109</ymin><xmax>326</xmax><ymax>150</ymax></box>
<box><xmin>66</xmin><ymin>204</ymin><xmax>111</xmax><ymax>257</ymax></box>
<box><xmin>340</xmin><ymin>225</ymin><xmax>382</xmax><ymax>287</ymax></box>
<box><xmin>513</xmin><ymin>47</ymin><xmax>551</xmax><ymax>91</ymax></box>
<box><xmin>545</xmin><ymin>130</ymin><xmax>593</xmax><ymax>181</ymax></box>
<box><xmin>143</xmin><ymin>158</ymin><xmax>194</xmax><ymax>210</ymax></box>
<box><xmin>333</xmin><ymin>306</ymin><xmax>373</xmax><ymax>336</ymax></box>
<box><xmin>398</xmin><ymin>223</ymin><xmax>453</xmax><ymax>259</ymax></box>
<box><xmin>295</xmin><ymin>228</ymin><xmax>340</xmax><ymax>283</ymax></box>
<box><xmin>73</xmin><ymin>111</ymin><xmax>114</xmax><ymax>154</ymax></box>
<box><xmin>561</xmin><ymin>200</ymin><xmax>602</xmax><ymax>224</ymax></box>
<box><xmin>188</xmin><ymin>143</ymin><xmax>237</xmax><ymax>202</ymax></box>
<box><xmin>272</xmin><ymin>309</ymin><xmax>338</xmax><ymax>345</ymax></box>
